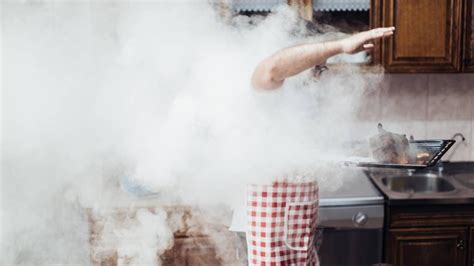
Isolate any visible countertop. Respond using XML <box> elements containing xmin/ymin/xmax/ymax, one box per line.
<box><xmin>366</xmin><ymin>161</ymin><xmax>474</xmax><ymax>206</ymax></box>
<box><xmin>319</xmin><ymin>167</ymin><xmax>384</xmax><ymax>207</ymax></box>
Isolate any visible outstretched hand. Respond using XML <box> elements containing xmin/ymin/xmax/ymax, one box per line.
<box><xmin>340</xmin><ymin>27</ymin><xmax>395</xmax><ymax>54</ymax></box>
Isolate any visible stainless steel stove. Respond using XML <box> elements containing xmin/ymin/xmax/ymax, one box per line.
<box><xmin>317</xmin><ymin>167</ymin><xmax>384</xmax><ymax>266</ymax></box>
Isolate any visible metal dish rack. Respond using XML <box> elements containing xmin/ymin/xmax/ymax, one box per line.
<box><xmin>347</xmin><ymin>139</ymin><xmax>456</xmax><ymax>169</ymax></box>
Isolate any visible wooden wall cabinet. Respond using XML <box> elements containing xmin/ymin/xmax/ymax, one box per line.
<box><xmin>463</xmin><ymin>0</ymin><xmax>474</xmax><ymax>71</ymax></box>
<box><xmin>372</xmin><ymin>0</ymin><xmax>463</xmax><ymax>72</ymax></box>
<box><xmin>282</xmin><ymin>0</ymin><xmax>473</xmax><ymax>72</ymax></box>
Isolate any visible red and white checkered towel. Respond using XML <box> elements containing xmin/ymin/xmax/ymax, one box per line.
<box><xmin>246</xmin><ymin>180</ymin><xmax>319</xmax><ymax>266</ymax></box>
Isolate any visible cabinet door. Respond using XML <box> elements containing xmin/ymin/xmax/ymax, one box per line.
<box><xmin>464</xmin><ymin>0</ymin><xmax>474</xmax><ymax>71</ymax></box>
<box><xmin>470</xmin><ymin>227</ymin><xmax>474</xmax><ymax>266</ymax></box>
<box><xmin>386</xmin><ymin>227</ymin><xmax>467</xmax><ymax>266</ymax></box>
<box><xmin>377</xmin><ymin>0</ymin><xmax>462</xmax><ymax>72</ymax></box>
<box><xmin>162</xmin><ymin>237</ymin><xmax>222</xmax><ymax>266</ymax></box>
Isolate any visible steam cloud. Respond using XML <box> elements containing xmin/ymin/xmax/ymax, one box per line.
<box><xmin>2</xmin><ymin>1</ymin><xmax>383</xmax><ymax>264</ymax></box>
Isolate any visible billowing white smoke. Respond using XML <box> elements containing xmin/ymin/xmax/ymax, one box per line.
<box><xmin>92</xmin><ymin>208</ymin><xmax>173</xmax><ymax>265</ymax></box>
<box><xmin>1</xmin><ymin>1</ymin><xmax>382</xmax><ymax>264</ymax></box>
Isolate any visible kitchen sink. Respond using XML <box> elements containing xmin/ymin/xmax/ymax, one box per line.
<box><xmin>452</xmin><ymin>173</ymin><xmax>474</xmax><ymax>189</ymax></box>
<box><xmin>366</xmin><ymin>162</ymin><xmax>474</xmax><ymax>203</ymax></box>
<box><xmin>381</xmin><ymin>175</ymin><xmax>455</xmax><ymax>193</ymax></box>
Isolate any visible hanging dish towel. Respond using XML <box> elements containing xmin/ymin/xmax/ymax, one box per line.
<box><xmin>246</xmin><ymin>180</ymin><xmax>319</xmax><ymax>266</ymax></box>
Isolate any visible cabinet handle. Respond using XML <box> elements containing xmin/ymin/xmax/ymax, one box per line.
<box><xmin>456</xmin><ymin>240</ymin><xmax>464</xmax><ymax>251</ymax></box>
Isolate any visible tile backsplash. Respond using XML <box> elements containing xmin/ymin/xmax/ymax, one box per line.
<box><xmin>358</xmin><ymin>73</ymin><xmax>474</xmax><ymax>161</ymax></box>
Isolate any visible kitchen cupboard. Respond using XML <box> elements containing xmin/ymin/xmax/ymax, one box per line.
<box><xmin>288</xmin><ymin>0</ymin><xmax>473</xmax><ymax>72</ymax></box>
<box><xmin>385</xmin><ymin>204</ymin><xmax>474</xmax><ymax>266</ymax></box>
<box><xmin>464</xmin><ymin>0</ymin><xmax>474</xmax><ymax>71</ymax></box>
<box><xmin>87</xmin><ymin>207</ymin><xmax>245</xmax><ymax>266</ymax></box>
<box><xmin>371</xmin><ymin>0</ymin><xmax>463</xmax><ymax>72</ymax></box>
<box><xmin>387</xmin><ymin>227</ymin><xmax>467</xmax><ymax>266</ymax></box>
<box><xmin>470</xmin><ymin>227</ymin><xmax>474</xmax><ymax>266</ymax></box>
<box><xmin>161</xmin><ymin>237</ymin><xmax>223</xmax><ymax>265</ymax></box>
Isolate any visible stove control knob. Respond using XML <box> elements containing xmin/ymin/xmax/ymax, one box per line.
<box><xmin>352</xmin><ymin>212</ymin><xmax>368</xmax><ymax>227</ymax></box>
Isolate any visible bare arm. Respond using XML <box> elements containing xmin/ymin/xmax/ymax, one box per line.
<box><xmin>251</xmin><ymin>27</ymin><xmax>395</xmax><ymax>90</ymax></box>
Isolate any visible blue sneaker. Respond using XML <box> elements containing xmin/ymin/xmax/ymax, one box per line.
<box><xmin>120</xmin><ymin>176</ymin><xmax>160</xmax><ymax>199</ymax></box>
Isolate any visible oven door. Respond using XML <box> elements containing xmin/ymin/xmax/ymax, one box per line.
<box><xmin>317</xmin><ymin>205</ymin><xmax>384</xmax><ymax>266</ymax></box>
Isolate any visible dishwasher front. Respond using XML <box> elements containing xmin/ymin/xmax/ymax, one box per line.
<box><xmin>317</xmin><ymin>202</ymin><xmax>384</xmax><ymax>266</ymax></box>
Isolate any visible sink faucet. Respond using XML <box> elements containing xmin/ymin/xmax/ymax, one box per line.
<box><xmin>451</xmin><ymin>133</ymin><xmax>466</xmax><ymax>142</ymax></box>
<box><xmin>444</xmin><ymin>133</ymin><xmax>467</xmax><ymax>162</ymax></box>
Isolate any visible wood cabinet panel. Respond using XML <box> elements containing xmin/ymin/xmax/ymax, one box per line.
<box><xmin>388</xmin><ymin>204</ymin><xmax>474</xmax><ymax>228</ymax></box>
<box><xmin>387</xmin><ymin>227</ymin><xmax>468</xmax><ymax>266</ymax></box>
<box><xmin>87</xmin><ymin>207</ymin><xmax>244</xmax><ymax>266</ymax></box>
<box><xmin>394</xmin><ymin>0</ymin><xmax>448</xmax><ymax>58</ymax></box>
<box><xmin>470</xmin><ymin>227</ymin><xmax>474</xmax><ymax>266</ymax></box>
<box><xmin>464</xmin><ymin>0</ymin><xmax>474</xmax><ymax>71</ymax></box>
<box><xmin>374</xmin><ymin>0</ymin><xmax>462</xmax><ymax>72</ymax></box>
<box><xmin>161</xmin><ymin>237</ymin><xmax>222</xmax><ymax>266</ymax></box>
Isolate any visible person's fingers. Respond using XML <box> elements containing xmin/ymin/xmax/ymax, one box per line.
<box><xmin>363</xmin><ymin>43</ymin><xmax>375</xmax><ymax>51</ymax></box>
<box><xmin>369</xmin><ymin>27</ymin><xmax>395</xmax><ymax>39</ymax></box>
<box><xmin>376</xmin><ymin>26</ymin><xmax>396</xmax><ymax>33</ymax></box>
<box><xmin>346</xmin><ymin>27</ymin><xmax>395</xmax><ymax>53</ymax></box>
<box><xmin>363</xmin><ymin>43</ymin><xmax>374</xmax><ymax>49</ymax></box>
<box><xmin>374</xmin><ymin>29</ymin><xmax>392</xmax><ymax>37</ymax></box>
<box><xmin>382</xmin><ymin>30</ymin><xmax>394</xmax><ymax>37</ymax></box>
<box><xmin>357</xmin><ymin>29</ymin><xmax>380</xmax><ymax>42</ymax></box>
<box><xmin>370</xmin><ymin>30</ymin><xmax>393</xmax><ymax>40</ymax></box>
<box><xmin>380</xmin><ymin>27</ymin><xmax>395</xmax><ymax>36</ymax></box>
<box><xmin>381</xmin><ymin>26</ymin><xmax>396</xmax><ymax>31</ymax></box>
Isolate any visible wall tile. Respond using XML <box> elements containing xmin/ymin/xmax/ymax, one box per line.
<box><xmin>427</xmin><ymin>74</ymin><xmax>473</xmax><ymax>120</ymax></box>
<box><xmin>356</xmin><ymin>73</ymin><xmax>389</xmax><ymax>122</ymax></box>
<box><xmin>377</xmin><ymin>120</ymin><xmax>426</xmax><ymax>140</ymax></box>
<box><xmin>349</xmin><ymin>121</ymin><xmax>380</xmax><ymax>140</ymax></box>
<box><xmin>426</xmin><ymin>120</ymin><xmax>472</xmax><ymax>161</ymax></box>
<box><xmin>361</xmin><ymin>73</ymin><xmax>473</xmax><ymax>161</ymax></box>
<box><xmin>380</xmin><ymin>74</ymin><xmax>428</xmax><ymax>121</ymax></box>
<box><xmin>356</xmin><ymin>88</ymin><xmax>382</xmax><ymax>121</ymax></box>
<box><xmin>471</xmin><ymin>119</ymin><xmax>474</xmax><ymax>160</ymax></box>
<box><xmin>470</xmin><ymin>78</ymin><xmax>474</xmax><ymax>119</ymax></box>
